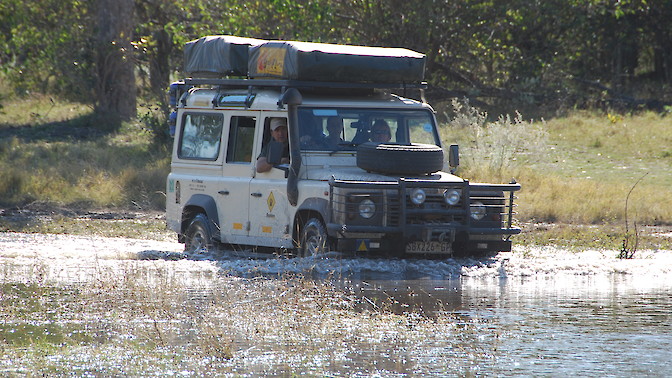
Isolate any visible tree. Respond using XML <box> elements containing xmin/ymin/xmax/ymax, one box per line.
<box><xmin>0</xmin><ymin>0</ymin><xmax>95</xmax><ymax>101</ymax></box>
<box><xmin>94</xmin><ymin>0</ymin><xmax>137</xmax><ymax>121</ymax></box>
<box><xmin>1</xmin><ymin>0</ymin><xmax>669</xmax><ymax>118</ymax></box>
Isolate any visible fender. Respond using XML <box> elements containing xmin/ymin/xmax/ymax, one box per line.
<box><xmin>183</xmin><ymin>194</ymin><xmax>220</xmax><ymax>230</ymax></box>
<box><xmin>297</xmin><ymin>197</ymin><xmax>330</xmax><ymax>223</ymax></box>
<box><xmin>295</xmin><ymin>197</ymin><xmax>331</xmax><ymax>242</ymax></box>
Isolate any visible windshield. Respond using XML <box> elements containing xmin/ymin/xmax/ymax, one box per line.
<box><xmin>297</xmin><ymin>108</ymin><xmax>439</xmax><ymax>151</ymax></box>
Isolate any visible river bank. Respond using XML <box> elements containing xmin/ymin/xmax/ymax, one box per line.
<box><xmin>2</xmin><ymin>203</ymin><xmax>671</xmax><ymax>252</ymax></box>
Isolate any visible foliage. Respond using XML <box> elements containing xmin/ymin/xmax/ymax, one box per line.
<box><xmin>0</xmin><ymin>0</ymin><xmax>95</xmax><ymax>101</ymax></box>
<box><xmin>2</xmin><ymin>0</ymin><xmax>670</xmax><ymax>116</ymax></box>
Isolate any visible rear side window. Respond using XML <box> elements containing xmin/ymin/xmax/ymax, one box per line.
<box><xmin>178</xmin><ymin>113</ymin><xmax>224</xmax><ymax>160</ymax></box>
<box><xmin>226</xmin><ymin>116</ymin><xmax>257</xmax><ymax>163</ymax></box>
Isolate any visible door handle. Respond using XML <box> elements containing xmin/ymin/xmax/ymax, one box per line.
<box><xmin>251</xmin><ymin>192</ymin><xmax>262</xmax><ymax>197</ymax></box>
<box><xmin>218</xmin><ymin>190</ymin><xmax>229</xmax><ymax>195</ymax></box>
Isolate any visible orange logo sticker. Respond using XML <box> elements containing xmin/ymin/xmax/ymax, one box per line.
<box><xmin>256</xmin><ymin>47</ymin><xmax>286</xmax><ymax>76</ymax></box>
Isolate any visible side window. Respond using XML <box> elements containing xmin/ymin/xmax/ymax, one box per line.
<box><xmin>226</xmin><ymin>116</ymin><xmax>256</xmax><ymax>163</ymax></box>
<box><xmin>178</xmin><ymin>113</ymin><xmax>223</xmax><ymax>160</ymax></box>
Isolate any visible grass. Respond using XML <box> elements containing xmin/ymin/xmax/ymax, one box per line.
<box><xmin>0</xmin><ymin>135</ymin><xmax>170</xmax><ymax>209</ymax></box>
<box><xmin>0</xmin><ymin>95</ymin><xmax>170</xmax><ymax>211</ymax></box>
<box><xmin>1</xmin><ymin>95</ymin><xmax>671</xmax><ymax>249</ymax></box>
<box><xmin>0</xmin><ymin>93</ymin><xmax>91</xmax><ymax>128</ymax></box>
<box><xmin>0</xmin><ymin>208</ymin><xmax>172</xmax><ymax>240</ymax></box>
<box><xmin>517</xmin><ymin>222</ymin><xmax>669</xmax><ymax>251</ymax></box>
<box><xmin>441</xmin><ymin>99</ymin><xmax>672</xmax><ymax>227</ymax></box>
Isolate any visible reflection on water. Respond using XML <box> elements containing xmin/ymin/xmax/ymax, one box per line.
<box><xmin>461</xmin><ymin>276</ymin><xmax>672</xmax><ymax>376</ymax></box>
<box><xmin>370</xmin><ymin>275</ymin><xmax>672</xmax><ymax>375</ymax></box>
<box><xmin>1</xmin><ymin>233</ymin><xmax>672</xmax><ymax>376</ymax></box>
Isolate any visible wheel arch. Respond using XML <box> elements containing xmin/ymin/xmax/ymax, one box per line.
<box><xmin>181</xmin><ymin>194</ymin><xmax>220</xmax><ymax>235</ymax></box>
<box><xmin>292</xmin><ymin>197</ymin><xmax>329</xmax><ymax>247</ymax></box>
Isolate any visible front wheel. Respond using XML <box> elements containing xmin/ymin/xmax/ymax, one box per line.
<box><xmin>184</xmin><ymin>214</ymin><xmax>215</xmax><ymax>254</ymax></box>
<box><xmin>298</xmin><ymin>218</ymin><xmax>330</xmax><ymax>257</ymax></box>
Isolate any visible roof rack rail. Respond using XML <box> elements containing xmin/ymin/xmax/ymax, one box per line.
<box><xmin>184</xmin><ymin>78</ymin><xmax>427</xmax><ymax>91</ymax></box>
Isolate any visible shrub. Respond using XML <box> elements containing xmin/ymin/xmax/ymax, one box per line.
<box><xmin>440</xmin><ymin>98</ymin><xmax>549</xmax><ymax>182</ymax></box>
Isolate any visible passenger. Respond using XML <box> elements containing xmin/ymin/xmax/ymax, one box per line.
<box><xmin>324</xmin><ymin>116</ymin><xmax>344</xmax><ymax>149</ymax></box>
<box><xmin>299</xmin><ymin>119</ymin><xmax>324</xmax><ymax>150</ymax></box>
<box><xmin>256</xmin><ymin>117</ymin><xmax>289</xmax><ymax>173</ymax></box>
<box><xmin>370</xmin><ymin>119</ymin><xmax>391</xmax><ymax>143</ymax></box>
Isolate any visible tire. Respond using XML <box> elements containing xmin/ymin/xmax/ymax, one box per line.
<box><xmin>356</xmin><ymin>142</ymin><xmax>444</xmax><ymax>175</ymax></box>
<box><xmin>184</xmin><ymin>214</ymin><xmax>215</xmax><ymax>254</ymax></box>
<box><xmin>298</xmin><ymin>218</ymin><xmax>329</xmax><ymax>257</ymax></box>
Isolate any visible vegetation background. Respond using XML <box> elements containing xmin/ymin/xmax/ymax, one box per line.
<box><xmin>1</xmin><ymin>0</ymin><xmax>671</xmax><ymax>247</ymax></box>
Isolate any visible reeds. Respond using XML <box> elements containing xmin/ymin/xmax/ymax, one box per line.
<box><xmin>0</xmin><ymin>259</ymin><xmax>487</xmax><ymax>375</ymax></box>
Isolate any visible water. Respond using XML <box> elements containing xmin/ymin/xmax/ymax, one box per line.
<box><xmin>1</xmin><ymin>232</ymin><xmax>671</xmax><ymax>376</ymax></box>
<box><xmin>456</xmin><ymin>276</ymin><xmax>670</xmax><ymax>376</ymax></box>
<box><xmin>329</xmin><ymin>274</ymin><xmax>672</xmax><ymax>376</ymax></box>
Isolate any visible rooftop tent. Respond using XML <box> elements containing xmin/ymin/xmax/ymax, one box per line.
<box><xmin>248</xmin><ymin>40</ymin><xmax>426</xmax><ymax>83</ymax></box>
<box><xmin>184</xmin><ymin>35</ymin><xmax>266</xmax><ymax>77</ymax></box>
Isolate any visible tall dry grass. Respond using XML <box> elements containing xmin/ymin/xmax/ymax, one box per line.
<box><xmin>2</xmin><ymin>96</ymin><xmax>670</xmax><ymax>223</ymax></box>
<box><xmin>0</xmin><ymin>111</ymin><xmax>170</xmax><ymax>210</ymax></box>
<box><xmin>441</xmin><ymin>99</ymin><xmax>672</xmax><ymax>225</ymax></box>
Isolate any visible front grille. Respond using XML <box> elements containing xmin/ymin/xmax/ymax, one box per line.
<box><xmin>386</xmin><ymin>188</ymin><xmax>466</xmax><ymax>227</ymax></box>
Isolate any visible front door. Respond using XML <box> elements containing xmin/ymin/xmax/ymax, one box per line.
<box><xmin>249</xmin><ymin>115</ymin><xmax>293</xmax><ymax>249</ymax></box>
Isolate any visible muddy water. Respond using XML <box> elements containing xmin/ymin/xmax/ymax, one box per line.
<box><xmin>1</xmin><ymin>232</ymin><xmax>671</xmax><ymax>376</ymax></box>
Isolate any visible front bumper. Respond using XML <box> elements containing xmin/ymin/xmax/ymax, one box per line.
<box><xmin>327</xmin><ymin>223</ymin><xmax>519</xmax><ymax>255</ymax></box>
<box><xmin>327</xmin><ymin>177</ymin><xmax>521</xmax><ymax>255</ymax></box>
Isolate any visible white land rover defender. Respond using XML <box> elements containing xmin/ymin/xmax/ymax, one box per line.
<box><xmin>166</xmin><ymin>36</ymin><xmax>520</xmax><ymax>257</ymax></box>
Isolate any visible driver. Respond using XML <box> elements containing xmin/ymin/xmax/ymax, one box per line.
<box><xmin>370</xmin><ymin>119</ymin><xmax>391</xmax><ymax>143</ymax></box>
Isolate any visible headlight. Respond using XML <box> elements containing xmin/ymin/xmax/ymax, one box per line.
<box><xmin>410</xmin><ymin>188</ymin><xmax>426</xmax><ymax>205</ymax></box>
<box><xmin>359</xmin><ymin>199</ymin><xmax>376</xmax><ymax>219</ymax></box>
<box><xmin>470</xmin><ymin>202</ymin><xmax>487</xmax><ymax>220</ymax></box>
<box><xmin>443</xmin><ymin>189</ymin><xmax>461</xmax><ymax>205</ymax></box>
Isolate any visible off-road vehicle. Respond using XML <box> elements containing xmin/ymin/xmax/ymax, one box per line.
<box><xmin>166</xmin><ymin>36</ymin><xmax>520</xmax><ymax>257</ymax></box>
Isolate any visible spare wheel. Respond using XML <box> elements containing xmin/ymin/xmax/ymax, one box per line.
<box><xmin>356</xmin><ymin>142</ymin><xmax>444</xmax><ymax>175</ymax></box>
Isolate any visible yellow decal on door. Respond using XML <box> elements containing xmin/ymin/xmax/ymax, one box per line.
<box><xmin>267</xmin><ymin>191</ymin><xmax>276</xmax><ymax>212</ymax></box>
<box><xmin>262</xmin><ymin>226</ymin><xmax>272</xmax><ymax>233</ymax></box>
<box><xmin>233</xmin><ymin>223</ymin><xmax>243</xmax><ymax>230</ymax></box>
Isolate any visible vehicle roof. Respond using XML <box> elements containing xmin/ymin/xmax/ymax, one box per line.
<box><xmin>181</xmin><ymin>87</ymin><xmax>433</xmax><ymax>111</ymax></box>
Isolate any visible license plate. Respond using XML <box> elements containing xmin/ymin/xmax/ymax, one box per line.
<box><xmin>405</xmin><ymin>241</ymin><xmax>452</xmax><ymax>254</ymax></box>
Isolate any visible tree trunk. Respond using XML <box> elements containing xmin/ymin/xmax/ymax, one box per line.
<box><xmin>95</xmin><ymin>0</ymin><xmax>137</xmax><ymax>121</ymax></box>
<box><xmin>150</xmin><ymin>28</ymin><xmax>171</xmax><ymax>108</ymax></box>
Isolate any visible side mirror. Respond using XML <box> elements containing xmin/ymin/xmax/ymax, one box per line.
<box><xmin>448</xmin><ymin>144</ymin><xmax>459</xmax><ymax>172</ymax></box>
<box><xmin>266</xmin><ymin>141</ymin><xmax>284</xmax><ymax>165</ymax></box>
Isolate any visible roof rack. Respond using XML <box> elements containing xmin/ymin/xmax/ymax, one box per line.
<box><xmin>184</xmin><ymin>78</ymin><xmax>427</xmax><ymax>91</ymax></box>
